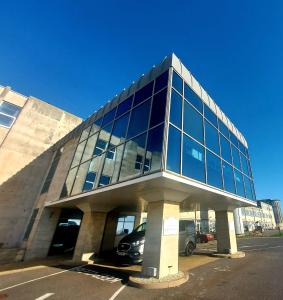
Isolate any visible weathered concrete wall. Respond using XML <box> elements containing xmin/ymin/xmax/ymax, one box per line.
<box><xmin>0</xmin><ymin>93</ymin><xmax>82</xmax><ymax>250</ymax></box>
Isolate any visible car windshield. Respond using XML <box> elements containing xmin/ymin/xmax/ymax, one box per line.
<box><xmin>134</xmin><ymin>222</ymin><xmax>147</xmax><ymax>232</ymax></box>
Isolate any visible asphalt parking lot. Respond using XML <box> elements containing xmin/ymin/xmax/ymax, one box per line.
<box><xmin>0</xmin><ymin>236</ymin><xmax>283</xmax><ymax>300</ymax></box>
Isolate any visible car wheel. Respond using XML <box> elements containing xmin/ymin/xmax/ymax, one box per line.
<box><xmin>185</xmin><ymin>242</ymin><xmax>195</xmax><ymax>256</ymax></box>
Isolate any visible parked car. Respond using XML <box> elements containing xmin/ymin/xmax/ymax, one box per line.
<box><xmin>116</xmin><ymin>220</ymin><xmax>196</xmax><ymax>264</ymax></box>
<box><xmin>196</xmin><ymin>232</ymin><xmax>214</xmax><ymax>243</ymax></box>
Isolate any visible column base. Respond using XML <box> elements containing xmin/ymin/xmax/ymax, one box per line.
<box><xmin>211</xmin><ymin>251</ymin><xmax>245</xmax><ymax>259</ymax></box>
<box><xmin>128</xmin><ymin>271</ymin><xmax>188</xmax><ymax>289</ymax></box>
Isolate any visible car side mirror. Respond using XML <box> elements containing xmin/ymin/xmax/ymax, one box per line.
<box><xmin>123</xmin><ymin>229</ymin><xmax>129</xmax><ymax>234</ymax></box>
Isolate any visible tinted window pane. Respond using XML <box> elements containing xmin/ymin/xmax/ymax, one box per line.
<box><xmin>244</xmin><ymin>175</ymin><xmax>253</xmax><ymax>199</ymax></box>
<box><xmin>81</xmin><ymin>133</ymin><xmax>98</xmax><ymax>163</ymax></box>
<box><xmin>184</xmin><ymin>84</ymin><xmax>203</xmax><ymax>113</ymax></box>
<box><xmin>72</xmin><ymin>160</ymin><xmax>91</xmax><ymax>195</ymax></box>
<box><xmin>100</xmin><ymin>144</ymin><xmax>124</xmax><ymax>185</ymax></box>
<box><xmin>144</xmin><ymin>124</ymin><xmax>164</xmax><ymax>173</ymax></box>
<box><xmin>93</xmin><ymin>123</ymin><xmax>113</xmax><ymax>156</ymax></box>
<box><xmin>169</xmin><ymin>89</ymin><xmax>182</xmax><ymax>128</ymax></box>
<box><xmin>150</xmin><ymin>88</ymin><xmax>167</xmax><ymax>128</ymax></box>
<box><xmin>239</xmin><ymin>142</ymin><xmax>246</xmax><ymax>155</ymax></box>
<box><xmin>79</xmin><ymin>126</ymin><xmax>91</xmax><ymax>142</ymax></box>
<box><xmin>232</xmin><ymin>144</ymin><xmax>241</xmax><ymax>171</ymax></box>
<box><xmin>110</xmin><ymin>112</ymin><xmax>129</xmax><ymax>147</ymax></box>
<box><xmin>182</xmin><ymin>135</ymin><xmax>205</xmax><ymax>182</ymax></box>
<box><xmin>219</xmin><ymin>120</ymin><xmax>230</xmax><ymax>139</ymax></box>
<box><xmin>134</xmin><ymin>81</ymin><xmax>153</xmax><ymax>106</ymax></box>
<box><xmin>234</xmin><ymin>169</ymin><xmax>245</xmax><ymax>197</ymax></box>
<box><xmin>71</xmin><ymin>140</ymin><xmax>86</xmax><ymax>168</ymax></box>
<box><xmin>220</xmin><ymin>134</ymin><xmax>232</xmax><ymax>163</ymax></box>
<box><xmin>116</xmin><ymin>96</ymin><xmax>133</xmax><ymax>118</ymax></box>
<box><xmin>204</xmin><ymin>104</ymin><xmax>218</xmax><ymax>128</ymax></box>
<box><xmin>0</xmin><ymin>114</ymin><xmax>13</xmax><ymax>127</ymax></box>
<box><xmin>82</xmin><ymin>155</ymin><xmax>104</xmax><ymax>191</ymax></box>
<box><xmin>206</xmin><ymin>151</ymin><xmax>223</xmax><ymax>189</ymax></box>
<box><xmin>205</xmin><ymin>120</ymin><xmax>220</xmax><ymax>154</ymax></box>
<box><xmin>0</xmin><ymin>101</ymin><xmax>20</xmax><ymax>117</ymax></box>
<box><xmin>99</xmin><ymin>175</ymin><xmax>111</xmax><ymax>186</ymax></box>
<box><xmin>102</xmin><ymin>108</ymin><xmax>116</xmax><ymax>126</ymax></box>
<box><xmin>83</xmin><ymin>171</ymin><xmax>97</xmax><ymax>191</ymax></box>
<box><xmin>172</xmin><ymin>71</ymin><xmax>183</xmax><ymax>94</ymax></box>
<box><xmin>60</xmin><ymin>167</ymin><xmax>77</xmax><ymax>198</ymax></box>
<box><xmin>248</xmin><ymin>159</ymin><xmax>253</xmax><ymax>178</ymax></box>
<box><xmin>230</xmin><ymin>132</ymin><xmax>239</xmax><ymax>147</ymax></box>
<box><xmin>222</xmin><ymin>162</ymin><xmax>235</xmax><ymax>193</ymax></box>
<box><xmin>127</xmin><ymin>100</ymin><xmax>151</xmax><ymax>138</ymax></box>
<box><xmin>119</xmin><ymin>133</ymin><xmax>146</xmax><ymax>181</ymax></box>
<box><xmin>90</xmin><ymin>118</ymin><xmax>102</xmax><ymax>135</ymax></box>
<box><xmin>167</xmin><ymin>125</ymin><xmax>181</xmax><ymax>173</ymax></box>
<box><xmin>154</xmin><ymin>70</ymin><xmax>168</xmax><ymax>93</ymax></box>
<box><xmin>183</xmin><ymin>101</ymin><xmax>204</xmax><ymax>143</ymax></box>
<box><xmin>240</xmin><ymin>152</ymin><xmax>249</xmax><ymax>176</ymax></box>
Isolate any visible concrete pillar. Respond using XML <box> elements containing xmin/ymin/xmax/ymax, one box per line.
<box><xmin>73</xmin><ymin>209</ymin><xmax>107</xmax><ymax>262</ymax></box>
<box><xmin>215</xmin><ymin>210</ymin><xmax>238</xmax><ymax>254</ymax></box>
<box><xmin>24</xmin><ymin>207</ymin><xmax>61</xmax><ymax>260</ymax></box>
<box><xmin>233</xmin><ymin>208</ymin><xmax>245</xmax><ymax>235</ymax></box>
<box><xmin>142</xmin><ymin>201</ymin><xmax>180</xmax><ymax>279</ymax></box>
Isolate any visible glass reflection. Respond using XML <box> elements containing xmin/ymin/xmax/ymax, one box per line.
<box><xmin>170</xmin><ymin>89</ymin><xmax>182</xmax><ymax>128</ymax></box>
<box><xmin>172</xmin><ymin>71</ymin><xmax>183</xmax><ymax>94</ymax></box>
<box><xmin>205</xmin><ymin>120</ymin><xmax>220</xmax><ymax>155</ymax></box>
<box><xmin>222</xmin><ymin>162</ymin><xmax>235</xmax><ymax>193</ymax></box>
<box><xmin>150</xmin><ymin>88</ymin><xmax>167</xmax><ymax>128</ymax></box>
<box><xmin>206</xmin><ymin>151</ymin><xmax>223</xmax><ymax>189</ymax></box>
<box><xmin>71</xmin><ymin>140</ymin><xmax>86</xmax><ymax>168</ymax></box>
<box><xmin>167</xmin><ymin>125</ymin><xmax>181</xmax><ymax>173</ymax></box>
<box><xmin>220</xmin><ymin>134</ymin><xmax>232</xmax><ymax>163</ymax></box>
<box><xmin>127</xmin><ymin>100</ymin><xmax>151</xmax><ymax>139</ymax></box>
<box><xmin>119</xmin><ymin>133</ymin><xmax>146</xmax><ymax>181</ymax></box>
<box><xmin>183</xmin><ymin>101</ymin><xmax>204</xmax><ymax>143</ymax></box>
<box><xmin>93</xmin><ymin>123</ymin><xmax>112</xmax><ymax>156</ymax></box>
<box><xmin>99</xmin><ymin>144</ymin><xmax>124</xmax><ymax>186</ymax></box>
<box><xmin>182</xmin><ymin>135</ymin><xmax>205</xmax><ymax>182</ymax></box>
<box><xmin>60</xmin><ymin>167</ymin><xmax>78</xmax><ymax>198</ymax></box>
<box><xmin>110</xmin><ymin>112</ymin><xmax>129</xmax><ymax>147</ymax></box>
<box><xmin>81</xmin><ymin>133</ymin><xmax>98</xmax><ymax>163</ymax></box>
<box><xmin>234</xmin><ymin>169</ymin><xmax>245</xmax><ymax>197</ymax></box>
<box><xmin>71</xmin><ymin>160</ymin><xmax>91</xmax><ymax>195</ymax></box>
<box><xmin>144</xmin><ymin>124</ymin><xmax>164</xmax><ymax>173</ymax></box>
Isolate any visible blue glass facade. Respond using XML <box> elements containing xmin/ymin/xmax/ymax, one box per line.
<box><xmin>60</xmin><ymin>65</ymin><xmax>256</xmax><ymax>202</ymax></box>
<box><xmin>60</xmin><ymin>71</ymin><xmax>169</xmax><ymax>198</ymax></box>
<box><xmin>167</xmin><ymin>70</ymin><xmax>256</xmax><ymax>200</ymax></box>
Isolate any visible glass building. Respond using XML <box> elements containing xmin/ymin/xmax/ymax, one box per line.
<box><xmin>60</xmin><ymin>54</ymin><xmax>256</xmax><ymax>203</ymax></box>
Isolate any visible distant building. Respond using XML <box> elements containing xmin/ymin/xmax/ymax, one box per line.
<box><xmin>260</xmin><ymin>199</ymin><xmax>283</xmax><ymax>227</ymax></box>
<box><xmin>240</xmin><ymin>201</ymin><xmax>276</xmax><ymax>231</ymax></box>
<box><xmin>0</xmin><ymin>86</ymin><xmax>82</xmax><ymax>263</ymax></box>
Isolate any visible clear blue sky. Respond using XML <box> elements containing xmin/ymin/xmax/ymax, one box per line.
<box><xmin>0</xmin><ymin>1</ymin><xmax>282</xmax><ymax>204</ymax></box>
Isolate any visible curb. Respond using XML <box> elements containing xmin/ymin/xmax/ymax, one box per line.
<box><xmin>128</xmin><ymin>271</ymin><xmax>189</xmax><ymax>289</ymax></box>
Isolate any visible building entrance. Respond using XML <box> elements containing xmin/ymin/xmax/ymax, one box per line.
<box><xmin>48</xmin><ymin>208</ymin><xmax>83</xmax><ymax>256</ymax></box>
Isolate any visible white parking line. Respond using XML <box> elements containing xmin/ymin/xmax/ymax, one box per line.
<box><xmin>35</xmin><ymin>293</ymin><xmax>55</xmax><ymax>300</ymax></box>
<box><xmin>108</xmin><ymin>284</ymin><xmax>127</xmax><ymax>300</ymax></box>
<box><xmin>0</xmin><ymin>265</ymin><xmax>86</xmax><ymax>292</ymax></box>
<box><xmin>240</xmin><ymin>244</ymin><xmax>267</xmax><ymax>248</ymax></box>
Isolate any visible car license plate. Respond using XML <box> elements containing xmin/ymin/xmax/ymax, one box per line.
<box><xmin>117</xmin><ymin>251</ymin><xmax>127</xmax><ymax>256</ymax></box>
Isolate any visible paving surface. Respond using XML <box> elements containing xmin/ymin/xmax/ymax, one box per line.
<box><xmin>0</xmin><ymin>237</ymin><xmax>282</xmax><ymax>300</ymax></box>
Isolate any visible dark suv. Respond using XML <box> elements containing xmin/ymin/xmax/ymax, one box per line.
<box><xmin>116</xmin><ymin>220</ymin><xmax>196</xmax><ymax>264</ymax></box>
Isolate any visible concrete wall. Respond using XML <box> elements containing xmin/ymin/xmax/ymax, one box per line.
<box><xmin>0</xmin><ymin>91</ymin><xmax>82</xmax><ymax>251</ymax></box>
